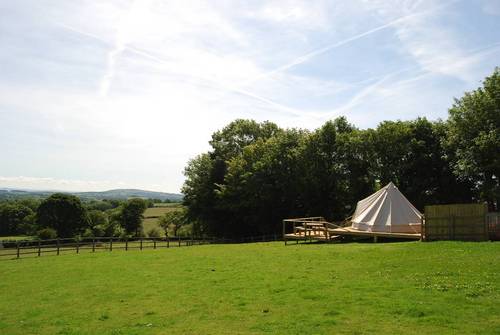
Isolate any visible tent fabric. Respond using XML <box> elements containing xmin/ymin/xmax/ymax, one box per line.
<box><xmin>351</xmin><ymin>182</ymin><xmax>422</xmax><ymax>233</ymax></box>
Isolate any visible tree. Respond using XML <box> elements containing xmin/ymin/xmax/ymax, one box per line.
<box><xmin>218</xmin><ymin>129</ymin><xmax>307</xmax><ymax>236</ymax></box>
<box><xmin>36</xmin><ymin>193</ymin><xmax>89</xmax><ymax>237</ymax></box>
<box><xmin>158</xmin><ymin>209</ymin><xmax>187</xmax><ymax>237</ymax></box>
<box><xmin>87</xmin><ymin>210</ymin><xmax>109</xmax><ymax>237</ymax></box>
<box><xmin>182</xmin><ymin>119</ymin><xmax>282</xmax><ymax>236</ymax></box>
<box><xmin>0</xmin><ymin>202</ymin><xmax>34</xmax><ymax>235</ymax></box>
<box><xmin>299</xmin><ymin>118</ymin><xmax>374</xmax><ymax>220</ymax></box>
<box><xmin>369</xmin><ymin>118</ymin><xmax>473</xmax><ymax>210</ymax></box>
<box><xmin>119</xmin><ymin>198</ymin><xmax>147</xmax><ymax>236</ymax></box>
<box><xmin>446</xmin><ymin>67</ymin><xmax>500</xmax><ymax>210</ymax></box>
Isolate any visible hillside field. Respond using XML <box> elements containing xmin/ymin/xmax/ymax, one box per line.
<box><xmin>142</xmin><ymin>205</ymin><xmax>183</xmax><ymax>235</ymax></box>
<box><xmin>0</xmin><ymin>241</ymin><xmax>499</xmax><ymax>334</ymax></box>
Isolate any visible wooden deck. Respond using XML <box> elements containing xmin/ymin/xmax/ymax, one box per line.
<box><xmin>283</xmin><ymin>217</ymin><xmax>421</xmax><ymax>243</ymax></box>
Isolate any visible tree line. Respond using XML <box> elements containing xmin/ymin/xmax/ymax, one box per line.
<box><xmin>0</xmin><ymin>195</ymin><xmax>178</xmax><ymax>239</ymax></box>
<box><xmin>182</xmin><ymin>68</ymin><xmax>500</xmax><ymax>238</ymax></box>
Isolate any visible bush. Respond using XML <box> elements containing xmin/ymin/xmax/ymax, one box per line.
<box><xmin>37</xmin><ymin>228</ymin><xmax>57</xmax><ymax>240</ymax></box>
<box><xmin>177</xmin><ymin>223</ymin><xmax>193</xmax><ymax>237</ymax></box>
<box><xmin>147</xmin><ymin>227</ymin><xmax>162</xmax><ymax>238</ymax></box>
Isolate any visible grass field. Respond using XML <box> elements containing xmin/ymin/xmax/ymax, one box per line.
<box><xmin>0</xmin><ymin>235</ymin><xmax>34</xmax><ymax>241</ymax></box>
<box><xmin>0</xmin><ymin>241</ymin><xmax>499</xmax><ymax>334</ymax></box>
<box><xmin>142</xmin><ymin>205</ymin><xmax>183</xmax><ymax>235</ymax></box>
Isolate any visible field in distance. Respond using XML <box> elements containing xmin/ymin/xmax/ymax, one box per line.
<box><xmin>0</xmin><ymin>241</ymin><xmax>499</xmax><ymax>334</ymax></box>
<box><xmin>142</xmin><ymin>204</ymin><xmax>183</xmax><ymax>236</ymax></box>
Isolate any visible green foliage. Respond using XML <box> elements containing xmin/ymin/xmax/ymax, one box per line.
<box><xmin>369</xmin><ymin>118</ymin><xmax>473</xmax><ymax>209</ymax></box>
<box><xmin>36</xmin><ymin>193</ymin><xmax>89</xmax><ymax>238</ymax></box>
<box><xmin>119</xmin><ymin>198</ymin><xmax>148</xmax><ymax>236</ymax></box>
<box><xmin>88</xmin><ymin>210</ymin><xmax>108</xmax><ymax>227</ymax></box>
<box><xmin>84</xmin><ymin>200</ymin><xmax>115</xmax><ymax>212</ymax></box>
<box><xmin>158</xmin><ymin>209</ymin><xmax>187</xmax><ymax>236</ymax></box>
<box><xmin>0</xmin><ymin>202</ymin><xmax>35</xmax><ymax>235</ymax></box>
<box><xmin>446</xmin><ymin>67</ymin><xmax>500</xmax><ymax>209</ymax></box>
<box><xmin>147</xmin><ymin>227</ymin><xmax>161</xmax><ymax>238</ymax></box>
<box><xmin>36</xmin><ymin>227</ymin><xmax>57</xmax><ymax>240</ymax></box>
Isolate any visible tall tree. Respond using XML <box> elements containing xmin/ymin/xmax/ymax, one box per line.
<box><xmin>36</xmin><ymin>193</ymin><xmax>89</xmax><ymax>237</ymax></box>
<box><xmin>370</xmin><ymin>118</ymin><xmax>472</xmax><ymax>210</ymax></box>
<box><xmin>446</xmin><ymin>67</ymin><xmax>500</xmax><ymax>210</ymax></box>
<box><xmin>119</xmin><ymin>198</ymin><xmax>147</xmax><ymax>236</ymax></box>
<box><xmin>219</xmin><ymin>129</ymin><xmax>306</xmax><ymax>236</ymax></box>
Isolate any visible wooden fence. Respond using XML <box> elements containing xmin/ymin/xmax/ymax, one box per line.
<box><xmin>423</xmin><ymin>204</ymin><xmax>489</xmax><ymax>241</ymax></box>
<box><xmin>0</xmin><ymin>234</ymin><xmax>283</xmax><ymax>260</ymax></box>
<box><xmin>487</xmin><ymin>212</ymin><xmax>500</xmax><ymax>240</ymax></box>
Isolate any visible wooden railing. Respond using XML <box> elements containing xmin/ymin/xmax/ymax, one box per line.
<box><xmin>0</xmin><ymin>234</ymin><xmax>285</xmax><ymax>260</ymax></box>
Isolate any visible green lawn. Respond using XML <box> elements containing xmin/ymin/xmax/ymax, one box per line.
<box><xmin>0</xmin><ymin>241</ymin><xmax>499</xmax><ymax>334</ymax></box>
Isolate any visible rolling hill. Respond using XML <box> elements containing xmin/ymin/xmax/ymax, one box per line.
<box><xmin>0</xmin><ymin>188</ymin><xmax>183</xmax><ymax>201</ymax></box>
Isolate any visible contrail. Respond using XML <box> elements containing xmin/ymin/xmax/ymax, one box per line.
<box><xmin>242</xmin><ymin>1</ymin><xmax>456</xmax><ymax>86</ymax></box>
<box><xmin>58</xmin><ymin>23</ymin><xmax>304</xmax><ymax>116</ymax></box>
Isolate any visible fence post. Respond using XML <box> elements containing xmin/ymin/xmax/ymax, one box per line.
<box><xmin>167</xmin><ymin>236</ymin><xmax>169</xmax><ymax>248</ymax></box>
<box><xmin>110</xmin><ymin>237</ymin><xmax>113</xmax><ymax>251</ymax></box>
<box><xmin>178</xmin><ymin>235</ymin><xmax>181</xmax><ymax>247</ymax></box>
<box><xmin>56</xmin><ymin>239</ymin><xmax>60</xmax><ymax>256</ymax></box>
<box><xmin>76</xmin><ymin>239</ymin><xmax>79</xmax><ymax>254</ymax></box>
<box><xmin>38</xmin><ymin>240</ymin><xmax>41</xmax><ymax>257</ymax></box>
<box><xmin>92</xmin><ymin>238</ymin><xmax>95</xmax><ymax>252</ymax></box>
<box><xmin>16</xmin><ymin>241</ymin><xmax>20</xmax><ymax>259</ymax></box>
<box><xmin>125</xmin><ymin>238</ymin><xmax>128</xmax><ymax>251</ymax></box>
<box><xmin>153</xmin><ymin>239</ymin><xmax>156</xmax><ymax>249</ymax></box>
<box><xmin>140</xmin><ymin>238</ymin><xmax>143</xmax><ymax>250</ymax></box>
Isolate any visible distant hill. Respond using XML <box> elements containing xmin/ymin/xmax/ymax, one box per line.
<box><xmin>0</xmin><ymin>188</ymin><xmax>183</xmax><ymax>202</ymax></box>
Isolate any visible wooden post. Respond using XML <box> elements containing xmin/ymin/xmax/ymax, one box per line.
<box><xmin>421</xmin><ymin>215</ymin><xmax>425</xmax><ymax>242</ymax></box>
<box><xmin>16</xmin><ymin>241</ymin><xmax>20</xmax><ymax>259</ymax></box>
<box><xmin>38</xmin><ymin>240</ymin><xmax>41</xmax><ymax>257</ymax></box>
<box><xmin>153</xmin><ymin>239</ymin><xmax>156</xmax><ymax>249</ymax></box>
<box><xmin>140</xmin><ymin>238</ymin><xmax>143</xmax><ymax>250</ymax></box>
<box><xmin>56</xmin><ymin>239</ymin><xmax>60</xmax><ymax>256</ymax></box>
<box><xmin>76</xmin><ymin>239</ymin><xmax>79</xmax><ymax>254</ymax></box>
<box><xmin>92</xmin><ymin>238</ymin><xmax>95</xmax><ymax>252</ymax></box>
<box><xmin>167</xmin><ymin>236</ymin><xmax>169</xmax><ymax>248</ymax></box>
<box><xmin>110</xmin><ymin>238</ymin><xmax>113</xmax><ymax>251</ymax></box>
<box><xmin>282</xmin><ymin>220</ymin><xmax>285</xmax><ymax>241</ymax></box>
<box><xmin>178</xmin><ymin>235</ymin><xmax>181</xmax><ymax>247</ymax></box>
<box><xmin>125</xmin><ymin>238</ymin><xmax>128</xmax><ymax>251</ymax></box>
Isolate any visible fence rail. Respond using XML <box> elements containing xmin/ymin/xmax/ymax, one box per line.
<box><xmin>0</xmin><ymin>234</ymin><xmax>283</xmax><ymax>260</ymax></box>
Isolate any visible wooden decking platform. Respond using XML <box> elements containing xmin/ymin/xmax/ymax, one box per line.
<box><xmin>283</xmin><ymin>217</ymin><xmax>421</xmax><ymax>243</ymax></box>
<box><xmin>329</xmin><ymin>227</ymin><xmax>421</xmax><ymax>240</ymax></box>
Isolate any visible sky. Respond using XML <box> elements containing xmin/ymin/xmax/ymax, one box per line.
<box><xmin>1</xmin><ymin>0</ymin><xmax>499</xmax><ymax>193</ymax></box>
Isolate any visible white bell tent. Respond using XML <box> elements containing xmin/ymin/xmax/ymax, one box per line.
<box><xmin>351</xmin><ymin>182</ymin><xmax>422</xmax><ymax>234</ymax></box>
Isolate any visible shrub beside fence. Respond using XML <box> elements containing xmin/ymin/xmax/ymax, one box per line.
<box><xmin>0</xmin><ymin>234</ymin><xmax>283</xmax><ymax>260</ymax></box>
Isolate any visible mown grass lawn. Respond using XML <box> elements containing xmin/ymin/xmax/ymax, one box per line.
<box><xmin>0</xmin><ymin>241</ymin><xmax>499</xmax><ymax>335</ymax></box>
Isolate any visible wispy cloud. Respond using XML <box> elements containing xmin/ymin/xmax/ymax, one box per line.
<box><xmin>241</xmin><ymin>2</ymin><xmax>454</xmax><ymax>86</ymax></box>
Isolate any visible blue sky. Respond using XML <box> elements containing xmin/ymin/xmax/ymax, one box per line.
<box><xmin>0</xmin><ymin>0</ymin><xmax>499</xmax><ymax>193</ymax></box>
